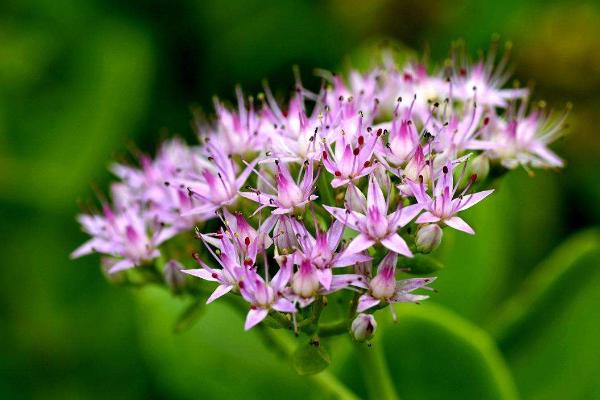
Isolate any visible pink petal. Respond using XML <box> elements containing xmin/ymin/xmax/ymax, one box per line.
<box><xmin>381</xmin><ymin>233</ymin><xmax>413</xmax><ymax>257</ymax></box>
<box><xmin>182</xmin><ymin>268</ymin><xmax>219</xmax><ymax>282</ymax></box>
<box><xmin>343</xmin><ymin>234</ymin><xmax>375</xmax><ymax>256</ymax></box>
<box><xmin>235</xmin><ymin>158</ymin><xmax>259</xmax><ymax>188</ymax></box>
<box><xmin>390</xmin><ymin>203</ymin><xmax>423</xmax><ymax>228</ymax></box>
<box><xmin>238</xmin><ymin>191</ymin><xmax>276</xmax><ymax>207</ymax></box>
<box><xmin>444</xmin><ymin>216</ymin><xmax>474</xmax><ymax>234</ymax></box>
<box><xmin>272</xmin><ymin>298</ymin><xmax>297</xmax><ymax>313</ymax></box>
<box><xmin>316</xmin><ymin>269</ymin><xmax>333</xmax><ymax>290</ymax></box>
<box><xmin>108</xmin><ymin>259</ymin><xmax>136</xmax><ymax>274</ymax></box>
<box><xmin>207</xmin><ymin>284</ymin><xmax>234</xmax><ymax>303</ymax></box>
<box><xmin>357</xmin><ymin>294</ymin><xmax>380</xmax><ymax>312</ymax></box>
<box><xmin>333</xmin><ymin>252</ymin><xmax>371</xmax><ymax>268</ymax></box>
<box><xmin>415</xmin><ymin>211</ymin><xmax>441</xmax><ymax>224</ymax></box>
<box><xmin>367</xmin><ymin>175</ymin><xmax>387</xmax><ymax>214</ymax></box>
<box><xmin>244</xmin><ymin>308</ymin><xmax>269</xmax><ymax>330</ymax></box>
<box><xmin>271</xmin><ymin>256</ymin><xmax>293</xmax><ymax>291</ymax></box>
<box><xmin>323</xmin><ymin>205</ymin><xmax>363</xmax><ymax>231</ymax></box>
<box><xmin>327</xmin><ymin>220</ymin><xmax>345</xmax><ymax>250</ymax></box>
<box><xmin>328</xmin><ymin>273</ymin><xmax>368</xmax><ymax>291</ymax></box>
<box><xmin>392</xmin><ymin>293</ymin><xmax>430</xmax><ymax>303</ymax></box>
<box><xmin>454</xmin><ymin>189</ymin><xmax>494</xmax><ymax>212</ymax></box>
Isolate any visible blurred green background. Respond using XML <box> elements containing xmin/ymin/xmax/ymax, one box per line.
<box><xmin>1</xmin><ymin>0</ymin><xmax>599</xmax><ymax>399</ymax></box>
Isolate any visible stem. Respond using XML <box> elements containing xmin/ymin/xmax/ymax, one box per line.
<box><xmin>318</xmin><ymin>320</ymin><xmax>348</xmax><ymax>337</ymax></box>
<box><xmin>223</xmin><ymin>295</ymin><xmax>359</xmax><ymax>400</ymax></box>
<box><xmin>356</xmin><ymin>342</ymin><xmax>400</xmax><ymax>400</ymax></box>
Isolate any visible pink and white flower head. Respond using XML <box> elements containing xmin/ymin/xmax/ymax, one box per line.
<box><xmin>208</xmin><ymin>87</ymin><xmax>266</xmax><ymax>156</ymax></box>
<box><xmin>111</xmin><ymin>139</ymin><xmax>200</xmax><ymax>232</ymax></box>
<box><xmin>179</xmin><ymin>143</ymin><xmax>257</xmax><ymax>219</ymax></box>
<box><xmin>485</xmin><ymin>110</ymin><xmax>566</xmax><ymax>170</ymax></box>
<box><xmin>238</xmin><ymin>256</ymin><xmax>297</xmax><ymax>330</ymax></box>
<box><xmin>293</xmin><ymin>219</ymin><xmax>371</xmax><ymax>289</ymax></box>
<box><xmin>322</xmin><ymin>125</ymin><xmax>380</xmax><ymax>188</ymax></box>
<box><xmin>325</xmin><ymin>174</ymin><xmax>422</xmax><ymax>257</ymax></box>
<box><xmin>451</xmin><ymin>55</ymin><xmax>528</xmax><ymax>107</ymax></box>
<box><xmin>74</xmin><ymin>42</ymin><xmax>566</xmax><ymax>338</ymax></box>
<box><xmin>261</xmin><ymin>84</ymin><xmax>328</xmax><ymax>162</ymax></box>
<box><xmin>240</xmin><ymin>159</ymin><xmax>318</xmax><ymax>215</ymax></box>
<box><xmin>71</xmin><ymin>201</ymin><xmax>171</xmax><ymax>273</ymax></box>
<box><xmin>323</xmin><ymin>70</ymin><xmax>382</xmax><ymax>126</ymax></box>
<box><xmin>407</xmin><ymin>160</ymin><xmax>494</xmax><ymax>234</ymax></box>
<box><xmin>376</xmin><ymin>108</ymin><xmax>420</xmax><ymax>167</ymax></box>
<box><xmin>286</xmin><ymin>257</ymin><xmax>368</xmax><ymax>308</ymax></box>
<box><xmin>356</xmin><ymin>252</ymin><xmax>436</xmax><ymax>319</ymax></box>
<box><xmin>390</xmin><ymin>64</ymin><xmax>449</xmax><ymax>120</ymax></box>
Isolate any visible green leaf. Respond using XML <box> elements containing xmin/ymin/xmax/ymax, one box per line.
<box><xmin>173</xmin><ymin>300</ymin><xmax>206</xmax><ymax>334</ymax></box>
<box><xmin>484</xmin><ymin>229</ymin><xmax>600</xmax><ymax>399</ymax></box>
<box><xmin>135</xmin><ymin>288</ymin><xmax>319</xmax><ymax>400</ymax></box>
<box><xmin>397</xmin><ymin>254</ymin><xmax>443</xmax><ymax>274</ymax></box>
<box><xmin>293</xmin><ymin>341</ymin><xmax>331</xmax><ymax>376</ymax></box>
<box><xmin>485</xmin><ymin>228</ymin><xmax>600</xmax><ymax>344</ymax></box>
<box><xmin>336</xmin><ymin>303</ymin><xmax>518</xmax><ymax>400</ymax></box>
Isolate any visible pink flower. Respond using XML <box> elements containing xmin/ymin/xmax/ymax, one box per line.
<box><xmin>355</xmin><ymin>252</ymin><xmax>436</xmax><ymax>318</ymax></box>
<box><xmin>325</xmin><ymin>174</ymin><xmax>422</xmax><ymax>257</ymax></box>
<box><xmin>238</xmin><ymin>256</ymin><xmax>297</xmax><ymax>330</ymax></box>
<box><xmin>485</xmin><ymin>111</ymin><xmax>565</xmax><ymax>170</ymax></box>
<box><xmin>322</xmin><ymin>125</ymin><xmax>380</xmax><ymax>188</ymax></box>
<box><xmin>240</xmin><ymin>159</ymin><xmax>318</xmax><ymax>215</ymax></box>
<box><xmin>71</xmin><ymin>201</ymin><xmax>173</xmax><ymax>273</ymax></box>
<box><xmin>179</xmin><ymin>143</ymin><xmax>257</xmax><ymax>219</ymax></box>
<box><xmin>407</xmin><ymin>161</ymin><xmax>494</xmax><ymax>234</ymax></box>
<box><xmin>293</xmin><ymin>219</ymin><xmax>371</xmax><ymax>289</ymax></box>
<box><xmin>452</xmin><ymin>62</ymin><xmax>528</xmax><ymax>107</ymax></box>
<box><xmin>208</xmin><ymin>87</ymin><xmax>266</xmax><ymax>155</ymax></box>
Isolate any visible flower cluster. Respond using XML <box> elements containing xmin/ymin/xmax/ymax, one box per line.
<box><xmin>73</xmin><ymin>46</ymin><xmax>566</xmax><ymax>339</ymax></box>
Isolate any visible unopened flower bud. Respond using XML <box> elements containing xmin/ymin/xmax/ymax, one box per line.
<box><xmin>416</xmin><ymin>224</ymin><xmax>443</xmax><ymax>253</ymax></box>
<box><xmin>164</xmin><ymin>260</ymin><xmax>186</xmax><ymax>292</ymax></box>
<box><xmin>470</xmin><ymin>154</ymin><xmax>489</xmax><ymax>182</ymax></box>
<box><xmin>351</xmin><ymin>313</ymin><xmax>377</xmax><ymax>342</ymax></box>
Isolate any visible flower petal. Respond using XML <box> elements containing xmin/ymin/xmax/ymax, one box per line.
<box><xmin>444</xmin><ymin>216</ymin><xmax>475</xmax><ymax>234</ymax></box>
<box><xmin>272</xmin><ymin>298</ymin><xmax>297</xmax><ymax>313</ymax></box>
<box><xmin>244</xmin><ymin>308</ymin><xmax>269</xmax><ymax>330</ymax></box>
<box><xmin>357</xmin><ymin>294</ymin><xmax>381</xmax><ymax>312</ymax></box>
<box><xmin>343</xmin><ymin>234</ymin><xmax>375</xmax><ymax>257</ymax></box>
<box><xmin>381</xmin><ymin>233</ymin><xmax>413</xmax><ymax>257</ymax></box>
<box><xmin>207</xmin><ymin>284</ymin><xmax>234</xmax><ymax>303</ymax></box>
<box><xmin>453</xmin><ymin>189</ymin><xmax>494</xmax><ymax>212</ymax></box>
<box><xmin>415</xmin><ymin>211</ymin><xmax>441</xmax><ymax>224</ymax></box>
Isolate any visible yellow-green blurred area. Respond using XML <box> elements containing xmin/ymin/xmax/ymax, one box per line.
<box><xmin>1</xmin><ymin>0</ymin><xmax>599</xmax><ymax>399</ymax></box>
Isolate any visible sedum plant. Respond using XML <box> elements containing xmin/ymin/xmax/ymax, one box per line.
<box><xmin>72</xmin><ymin>43</ymin><xmax>568</xmax><ymax>398</ymax></box>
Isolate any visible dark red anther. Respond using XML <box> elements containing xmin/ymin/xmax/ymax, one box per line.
<box><xmin>358</xmin><ymin>135</ymin><xmax>364</xmax><ymax>146</ymax></box>
<box><xmin>470</xmin><ymin>174</ymin><xmax>478</xmax><ymax>183</ymax></box>
<box><xmin>459</xmin><ymin>68</ymin><xmax>467</xmax><ymax>76</ymax></box>
<box><xmin>334</xmin><ymin>171</ymin><xmax>342</xmax><ymax>177</ymax></box>
<box><xmin>418</xmin><ymin>175</ymin><xmax>424</xmax><ymax>183</ymax></box>
<box><xmin>244</xmin><ymin>258</ymin><xmax>253</xmax><ymax>267</ymax></box>
<box><xmin>376</xmin><ymin>128</ymin><xmax>383</xmax><ymax>137</ymax></box>
<box><xmin>442</xmin><ymin>166</ymin><xmax>449</xmax><ymax>174</ymax></box>
<box><xmin>353</xmin><ymin>148</ymin><xmax>360</xmax><ymax>156</ymax></box>
<box><xmin>238</xmin><ymin>281</ymin><xmax>245</xmax><ymax>289</ymax></box>
<box><xmin>403</xmin><ymin>73</ymin><xmax>413</xmax><ymax>82</ymax></box>
<box><xmin>483</xmin><ymin>117</ymin><xmax>490</xmax><ymax>126</ymax></box>
<box><xmin>211</xmin><ymin>272</ymin><xmax>218</xmax><ymax>279</ymax></box>
<box><xmin>322</xmin><ymin>151</ymin><xmax>328</xmax><ymax>160</ymax></box>
<box><xmin>244</xmin><ymin>237</ymin><xmax>251</xmax><ymax>246</ymax></box>
<box><xmin>364</xmin><ymin>161</ymin><xmax>371</xmax><ymax>168</ymax></box>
